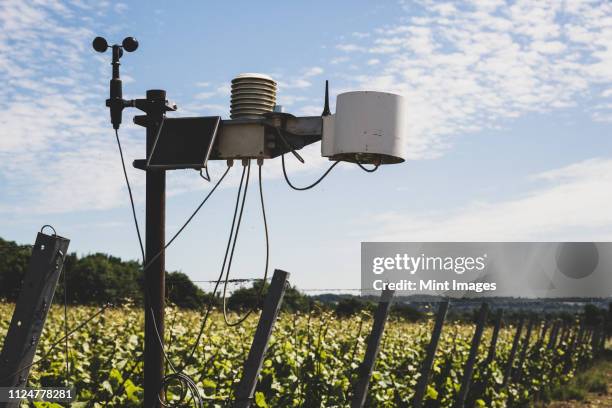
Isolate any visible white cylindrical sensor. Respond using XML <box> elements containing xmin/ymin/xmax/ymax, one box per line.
<box><xmin>330</xmin><ymin>91</ymin><xmax>407</xmax><ymax>164</ymax></box>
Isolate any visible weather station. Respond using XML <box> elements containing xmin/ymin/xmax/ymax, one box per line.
<box><xmin>92</xmin><ymin>35</ymin><xmax>407</xmax><ymax>407</ymax></box>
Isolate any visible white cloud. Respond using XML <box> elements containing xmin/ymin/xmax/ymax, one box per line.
<box><xmin>277</xmin><ymin>78</ymin><xmax>312</xmax><ymax>89</ymax></box>
<box><xmin>303</xmin><ymin>66</ymin><xmax>324</xmax><ymax>77</ymax></box>
<box><xmin>364</xmin><ymin>158</ymin><xmax>612</xmax><ymax>241</ymax></box>
<box><xmin>0</xmin><ymin>0</ymin><xmax>144</xmax><ymax>214</ymax></box>
<box><xmin>194</xmin><ymin>91</ymin><xmax>216</xmax><ymax>100</ymax></box>
<box><xmin>331</xmin><ymin>56</ymin><xmax>349</xmax><ymax>64</ymax></box>
<box><xmin>114</xmin><ymin>3</ymin><xmax>128</xmax><ymax>14</ymax></box>
<box><xmin>336</xmin><ymin>43</ymin><xmax>365</xmax><ymax>52</ymax></box>
<box><xmin>332</xmin><ymin>0</ymin><xmax>612</xmax><ymax>159</ymax></box>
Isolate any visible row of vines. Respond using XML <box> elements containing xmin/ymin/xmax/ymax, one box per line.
<box><xmin>0</xmin><ymin>302</ymin><xmax>603</xmax><ymax>407</ymax></box>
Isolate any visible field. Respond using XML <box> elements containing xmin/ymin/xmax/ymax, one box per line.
<box><xmin>0</xmin><ymin>302</ymin><xmax>596</xmax><ymax>407</ymax></box>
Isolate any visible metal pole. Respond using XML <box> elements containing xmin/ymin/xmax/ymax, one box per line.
<box><xmin>351</xmin><ymin>289</ymin><xmax>395</xmax><ymax>408</ymax></box>
<box><xmin>0</xmin><ymin>231</ymin><xmax>70</xmax><ymax>402</ymax></box>
<box><xmin>485</xmin><ymin>309</ymin><xmax>503</xmax><ymax>365</ymax></box>
<box><xmin>143</xmin><ymin>89</ymin><xmax>167</xmax><ymax>408</ymax></box>
<box><xmin>454</xmin><ymin>303</ymin><xmax>489</xmax><ymax>408</ymax></box>
<box><xmin>413</xmin><ymin>300</ymin><xmax>450</xmax><ymax>408</ymax></box>
<box><xmin>547</xmin><ymin>321</ymin><xmax>560</xmax><ymax>350</ymax></box>
<box><xmin>234</xmin><ymin>269</ymin><xmax>290</xmax><ymax>408</ymax></box>
<box><xmin>513</xmin><ymin>318</ymin><xmax>534</xmax><ymax>382</ymax></box>
<box><xmin>503</xmin><ymin>317</ymin><xmax>524</xmax><ymax>387</ymax></box>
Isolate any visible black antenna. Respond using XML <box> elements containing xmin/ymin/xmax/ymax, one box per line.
<box><xmin>322</xmin><ymin>80</ymin><xmax>331</xmax><ymax>116</ymax></box>
<box><xmin>92</xmin><ymin>36</ymin><xmax>139</xmax><ymax>129</ymax></box>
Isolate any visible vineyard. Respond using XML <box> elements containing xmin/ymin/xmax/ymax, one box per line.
<box><xmin>0</xmin><ymin>301</ymin><xmax>605</xmax><ymax>408</ymax></box>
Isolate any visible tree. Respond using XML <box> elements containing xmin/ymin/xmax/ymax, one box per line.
<box><xmin>0</xmin><ymin>238</ymin><xmax>32</xmax><ymax>300</ymax></box>
<box><xmin>583</xmin><ymin>303</ymin><xmax>605</xmax><ymax>327</ymax></box>
<box><xmin>0</xmin><ymin>235</ymin><xmax>222</xmax><ymax>309</ymax></box>
<box><xmin>166</xmin><ymin>271</ymin><xmax>208</xmax><ymax>309</ymax></box>
<box><xmin>60</xmin><ymin>253</ymin><xmax>143</xmax><ymax>305</ymax></box>
<box><xmin>227</xmin><ymin>281</ymin><xmax>311</xmax><ymax>313</ymax></box>
<box><xmin>335</xmin><ymin>297</ymin><xmax>372</xmax><ymax>317</ymax></box>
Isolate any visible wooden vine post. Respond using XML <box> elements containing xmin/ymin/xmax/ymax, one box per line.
<box><xmin>0</xmin><ymin>230</ymin><xmax>70</xmax><ymax>408</ymax></box>
<box><xmin>453</xmin><ymin>303</ymin><xmax>489</xmax><ymax>408</ymax></box>
<box><xmin>502</xmin><ymin>316</ymin><xmax>524</xmax><ymax>386</ymax></box>
<box><xmin>233</xmin><ymin>269</ymin><xmax>290</xmax><ymax>408</ymax></box>
<box><xmin>350</xmin><ymin>288</ymin><xmax>395</xmax><ymax>408</ymax></box>
<box><xmin>513</xmin><ymin>317</ymin><xmax>534</xmax><ymax>382</ymax></box>
<box><xmin>484</xmin><ymin>309</ymin><xmax>503</xmax><ymax>365</ymax></box>
<box><xmin>413</xmin><ymin>300</ymin><xmax>450</xmax><ymax>408</ymax></box>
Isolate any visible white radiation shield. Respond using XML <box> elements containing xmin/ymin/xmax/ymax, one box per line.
<box><xmin>322</xmin><ymin>91</ymin><xmax>407</xmax><ymax>164</ymax></box>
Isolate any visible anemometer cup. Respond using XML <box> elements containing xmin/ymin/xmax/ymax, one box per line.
<box><xmin>93</xmin><ymin>36</ymin><xmax>140</xmax><ymax>129</ymax></box>
<box><xmin>321</xmin><ymin>91</ymin><xmax>407</xmax><ymax>165</ymax></box>
<box><xmin>92</xmin><ymin>36</ymin><xmax>139</xmax><ymax>54</ymax></box>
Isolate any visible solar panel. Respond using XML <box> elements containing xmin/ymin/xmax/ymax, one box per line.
<box><xmin>146</xmin><ymin>116</ymin><xmax>220</xmax><ymax>169</ymax></box>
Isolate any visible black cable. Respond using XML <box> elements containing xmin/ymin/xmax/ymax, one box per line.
<box><xmin>0</xmin><ymin>304</ymin><xmax>111</xmax><ymax>383</ymax></box>
<box><xmin>115</xmin><ymin>127</ymin><xmax>230</xmax><ymax>273</ymax></box>
<box><xmin>199</xmin><ymin>166</ymin><xmax>211</xmax><ymax>182</ymax></box>
<box><xmin>356</xmin><ymin>161</ymin><xmax>380</xmax><ymax>172</ymax></box>
<box><xmin>182</xmin><ymin>162</ymin><xmax>248</xmax><ymax>366</ymax></box>
<box><xmin>114</xmin><ymin>128</ymin><xmax>145</xmax><ymax>262</ymax></box>
<box><xmin>281</xmin><ymin>154</ymin><xmax>339</xmax><ymax>191</ymax></box>
<box><xmin>159</xmin><ymin>372</ymin><xmax>201</xmax><ymax>408</ymax></box>
<box><xmin>61</xmin><ymin>251</ymin><xmax>70</xmax><ymax>390</ymax></box>
<box><xmin>142</xmin><ymin>164</ymin><xmax>231</xmax><ymax>273</ymax></box>
<box><xmin>113</xmin><ymin>128</ymin><xmax>230</xmax><ymax>408</ymax></box>
<box><xmin>221</xmin><ymin>160</ymin><xmax>252</xmax><ymax>326</ymax></box>
<box><xmin>274</xmin><ymin>127</ymin><xmax>304</xmax><ymax>163</ymax></box>
<box><xmin>222</xmin><ymin>160</ymin><xmax>270</xmax><ymax>327</ymax></box>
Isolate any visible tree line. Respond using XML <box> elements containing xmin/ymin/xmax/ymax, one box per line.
<box><xmin>1</xmin><ymin>236</ymin><xmax>611</xmax><ymax>329</ymax></box>
<box><xmin>0</xmin><ymin>236</ymin><xmax>315</xmax><ymax>311</ymax></box>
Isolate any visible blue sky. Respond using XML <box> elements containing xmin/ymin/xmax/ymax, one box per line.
<box><xmin>1</xmin><ymin>0</ymin><xmax>612</xmax><ymax>291</ymax></box>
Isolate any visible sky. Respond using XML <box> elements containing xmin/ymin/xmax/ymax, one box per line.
<box><xmin>1</xmin><ymin>0</ymin><xmax>612</xmax><ymax>292</ymax></box>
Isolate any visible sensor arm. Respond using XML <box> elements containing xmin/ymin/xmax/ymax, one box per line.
<box><xmin>132</xmin><ymin>115</ymin><xmax>323</xmax><ymax>170</ymax></box>
<box><xmin>213</xmin><ymin>115</ymin><xmax>322</xmax><ymax>161</ymax></box>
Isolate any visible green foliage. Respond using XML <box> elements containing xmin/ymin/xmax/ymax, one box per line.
<box><xmin>0</xmin><ymin>237</ymin><xmax>32</xmax><ymax>300</ymax></box>
<box><xmin>227</xmin><ymin>281</ymin><xmax>312</xmax><ymax>313</ymax></box>
<box><xmin>583</xmin><ymin>303</ymin><xmax>608</xmax><ymax>327</ymax></box>
<box><xmin>390</xmin><ymin>303</ymin><xmax>425</xmax><ymax>322</ymax></box>
<box><xmin>334</xmin><ymin>297</ymin><xmax>373</xmax><ymax>317</ymax></box>
<box><xmin>62</xmin><ymin>253</ymin><xmax>143</xmax><ymax>305</ymax></box>
<box><xmin>166</xmin><ymin>271</ymin><xmax>210</xmax><ymax>309</ymax></box>
<box><xmin>0</xmin><ymin>237</ymin><xmax>213</xmax><ymax>309</ymax></box>
<box><xmin>0</xmin><ymin>302</ymin><xmax>597</xmax><ymax>408</ymax></box>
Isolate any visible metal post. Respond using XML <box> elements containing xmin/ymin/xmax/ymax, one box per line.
<box><xmin>142</xmin><ymin>89</ymin><xmax>168</xmax><ymax>408</ymax></box>
<box><xmin>413</xmin><ymin>300</ymin><xmax>450</xmax><ymax>408</ymax></box>
<box><xmin>485</xmin><ymin>309</ymin><xmax>503</xmax><ymax>364</ymax></box>
<box><xmin>351</xmin><ymin>289</ymin><xmax>395</xmax><ymax>408</ymax></box>
<box><xmin>503</xmin><ymin>317</ymin><xmax>524</xmax><ymax>386</ymax></box>
<box><xmin>599</xmin><ymin>323</ymin><xmax>607</xmax><ymax>352</ymax></box>
<box><xmin>547</xmin><ymin>321</ymin><xmax>560</xmax><ymax>350</ymax></box>
<box><xmin>234</xmin><ymin>269</ymin><xmax>290</xmax><ymax>408</ymax></box>
<box><xmin>591</xmin><ymin>327</ymin><xmax>601</xmax><ymax>356</ymax></box>
<box><xmin>0</xmin><ymin>231</ymin><xmax>70</xmax><ymax>406</ymax></box>
<box><xmin>454</xmin><ymin>303</ymin><xmax>488</xmax><ymax>408</ymax></box>
<box><xmin>563</xmin><ymin>323</ymin><xmax>582</xmax><ymax>373</ymax></box>
<box><xmin>513</xmin><ymin>318</ymin><xmax>534</xmax><ymax>382</ymax></box>
<box><xmin>537</xmin><ymin>321</ymin><xmax>549</xmax><ymax>344</ymax></box>
<box><xmin>559</xmin><ymin>323</ymin><xmax>570</xmax><ymax>345</ymax></box>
